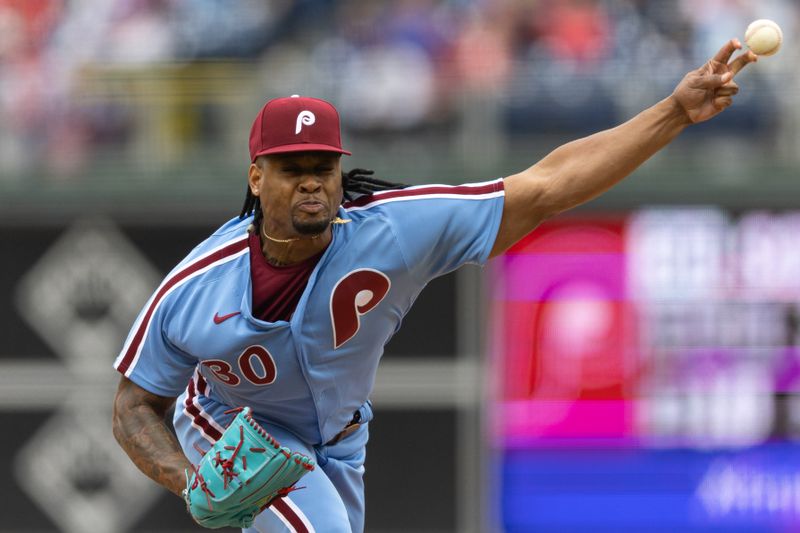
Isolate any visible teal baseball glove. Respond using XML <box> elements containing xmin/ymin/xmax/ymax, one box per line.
<box><xmin>183</xmin><ymin>407</ymin><xmax>315</xmax><ymax>529</ymax></box>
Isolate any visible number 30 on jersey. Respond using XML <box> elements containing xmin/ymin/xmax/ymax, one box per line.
<box><xmin>201</xmin><ymin>345</ymin><xmax>276</xmax><ymax>386</ymax></box>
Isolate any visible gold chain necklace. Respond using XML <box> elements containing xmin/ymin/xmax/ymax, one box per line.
<box><xmin>259</xmin><ymin>216</ymin><xmax>351</xmax><ymax>243</ymax></box>
<box><xmin>261</xmin><ymin>223</ymin><xmax>319</xmax><ymax>243</ymax></box>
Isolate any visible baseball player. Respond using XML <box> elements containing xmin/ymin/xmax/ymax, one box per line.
<box><xmin>112</xmin><ymin>40</ymin><xmax>756</xmax><ymax>532</ymax></box>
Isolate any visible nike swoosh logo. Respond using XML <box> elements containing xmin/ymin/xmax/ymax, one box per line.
<box><xmin>213</xmin><ymin>311</ymin><xmax>241</xmax><ymax>325</ymax></box>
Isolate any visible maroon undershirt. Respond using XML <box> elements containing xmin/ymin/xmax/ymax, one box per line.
<box><xmin>248</xmin><ymin>231</ymin><xmax>325</xmax><ymax>322</ymax></box>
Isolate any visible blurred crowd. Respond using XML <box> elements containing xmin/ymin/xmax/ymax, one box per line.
<box><xmin>0</xmin><ymin>0</ymin><xmax>797</xmax><ymax>181</ymax></box>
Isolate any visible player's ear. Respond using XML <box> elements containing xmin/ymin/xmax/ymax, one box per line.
<box><xmin>248</xmin><ymin>160</ymin><xmax>263</xmax><ymax>197</ymax></box>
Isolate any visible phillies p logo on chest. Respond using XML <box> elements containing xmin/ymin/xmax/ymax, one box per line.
<box><xmin>330</xmin><ymin>269</ymin><xmax>391</xmax><ymax>349</ymax></box>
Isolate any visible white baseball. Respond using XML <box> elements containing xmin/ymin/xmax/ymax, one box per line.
<box><xmin>744</xmin><ymin>19</ymin><xmax>783</xmax><ymax>56</ymax></box>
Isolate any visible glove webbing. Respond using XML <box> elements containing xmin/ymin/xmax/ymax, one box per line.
<box><xmin>187</xmin><ymin>407</ymin><xmax>312</xmax><ymax>512</ymax></box>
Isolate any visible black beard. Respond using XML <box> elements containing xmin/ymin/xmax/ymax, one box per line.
<box><xmin>292</xmin><ymin>216</ymin><xmax>330</xmax><ymax>235</ymax></box>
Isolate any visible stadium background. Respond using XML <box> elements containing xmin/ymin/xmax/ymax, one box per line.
<box><xmin>1</xmin><ymin>0</ymin><xmax>799</xmax><ymax>532</ymax></box>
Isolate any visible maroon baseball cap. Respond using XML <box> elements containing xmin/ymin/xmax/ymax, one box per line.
<box><xmin>248</xmin><ymin>95</ymin><xmax>351</xmax><ymax>161</ymax></box>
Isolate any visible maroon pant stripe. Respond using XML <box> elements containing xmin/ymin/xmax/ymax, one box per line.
<box><xmin>185</xmin><ymin>375</ymin><xmax>222</xmax><ymax>442</ymax></box>
<box><xmin>271</xmin><ymin>498</ymin><xmax>310</xmax><ymax>533</ymax></box>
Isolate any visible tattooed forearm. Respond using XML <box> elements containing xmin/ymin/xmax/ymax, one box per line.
<box><xmin>112</xmin><ymin>377</ymin><xmax>192</xmax><ymax>497</ymax></box>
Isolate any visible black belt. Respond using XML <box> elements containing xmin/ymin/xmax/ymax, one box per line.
<box><xmin>325</xmin><ymin>410</ymin><xmax>362</xmax><ymax>446</ymax></box>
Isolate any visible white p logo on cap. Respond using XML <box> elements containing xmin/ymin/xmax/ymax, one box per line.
<box><xmin>295</xmin><ymin>110</ymin><xmax>315</xmax><ymax>134</ymax></box>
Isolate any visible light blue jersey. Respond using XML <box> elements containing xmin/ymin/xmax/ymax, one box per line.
<box><xmin>114</xmin><ymin>178</ymin><xmax>505</xmax><ymax>532</ymax></box>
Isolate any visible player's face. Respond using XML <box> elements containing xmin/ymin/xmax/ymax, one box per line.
<box><xmin>251</xmin><ymin>152</ymin><xmax>343</xmax><ymax>237</ymax></box>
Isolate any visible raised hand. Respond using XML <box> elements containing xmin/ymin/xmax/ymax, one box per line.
<box><xmin>672</xmin><ymin>39</ymin><xmax>758</xmax><ymax>124</ymax></box>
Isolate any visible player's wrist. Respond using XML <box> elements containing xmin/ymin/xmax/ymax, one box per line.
<box><xmin>666</xmin><ymin>94</ymin><xmax>693</xmax><ymax>122</ymax></box>
<box><xmin>163</xmin><ymin>461</ymin><xmax>193</xmax><ymax>498</ymax></box>
<box><xmin>662</xmin><ymin>94</ymin><xmax>694</xmax><ymax>127</ymax></box>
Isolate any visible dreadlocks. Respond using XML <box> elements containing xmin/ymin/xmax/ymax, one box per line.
<box><xmin>239</xmin><ymin>168</ymin><xmax>407</xmax><ymax>221</ymax></box>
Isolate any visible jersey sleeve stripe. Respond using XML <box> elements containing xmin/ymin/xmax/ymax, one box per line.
<box><xmin>114</xmin><ymin>235</ymin><xmax>249</xmax><ymax>377</ymax></box>
<box><xmin>270</xmin><ymin>497</ymin><xmax>314</xmax><ymax>533</ymax></box>
<box><xmin>342</xmin><ymin>178</ymin><xmax>504</xmax><ymax>211</ymax></box>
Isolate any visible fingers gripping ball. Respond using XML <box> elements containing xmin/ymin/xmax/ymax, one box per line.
<box><xmin>745</xmin><ymin>19</ymin><xmax>783</xmax><ymax>56</ymax></box>
<box><xmin>184</xmin><ymin>407</ymin><xmax>315</xmax><ymax>529</ymax></box>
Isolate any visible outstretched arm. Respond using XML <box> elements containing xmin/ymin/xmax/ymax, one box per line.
<box><xmin>489</xmin><ymin>39</ymin><xmax>758</xmax><ymax>257</ymax></box>
<box><xmin>112</xmin><ymin>376</ymin><xmax>192</xmax><ymax>497</ymax></box>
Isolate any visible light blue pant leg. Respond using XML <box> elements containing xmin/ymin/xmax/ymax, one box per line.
<box><xmin>244</xmin><ymin>459</ymin><xmax>351</xmax><ymax>533</ymax></box>
<box><xmin>317</xmin><ymin>424</ymin><xmax>369</xmax><ymax>533</ymax></box>
<box><xmin>245</xmin><ymin>423</ymin><xmax>369</xmax><ymax>533</ymax></box>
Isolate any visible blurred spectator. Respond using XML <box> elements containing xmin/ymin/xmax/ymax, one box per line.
<box><xmin>170</xmin><ymin>0</ymin><xmax>292</xmax><ymax>59</ymax></box>
<box><xmin>451</xmin><ymin>3</ymin><xmax>512</xmax><ymax>92</ymax></box>
<box><xmin>0</xmin><ymin>0</ymin><xmax>66</xmax><ymax>174</ymax></box>
<box><xmin>102</xmin><ymin>0</ymin><xmax>174</xmax><ymax>64</ymax></box>
<box><xmin>531</xmin><ymin>0</ymin><xmax>613</xmax><ymax>65</ymax></box>
<box><xmin>319</xmin><ymin>0</ymin><xmax>442</xmax><ymax>132</ymax></box>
